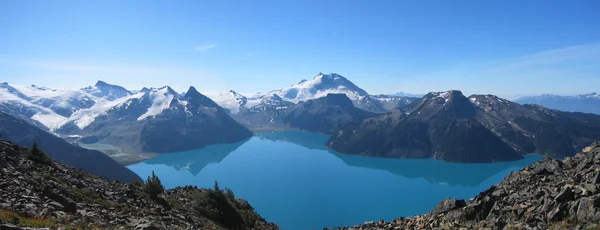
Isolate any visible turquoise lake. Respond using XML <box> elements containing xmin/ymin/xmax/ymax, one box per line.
<box><xmin>127</xmin><ymin>131</ymin><xmax>542</xmax><ymax>230</ymax></box>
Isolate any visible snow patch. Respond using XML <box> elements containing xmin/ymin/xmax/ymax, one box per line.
<box><xmin>31</xmin><ymin>112</ymin><xmax>68</xmax><ymax>130</ymax></box>
<box><xmin>138</xmin><ymin>88</ymin><xmax>176</xmax><ymax>121</ymax></box>
<box><xmin>66</xmin><ymin>92</ymin><xmax>144</xmax><ymax>129</ymax></box>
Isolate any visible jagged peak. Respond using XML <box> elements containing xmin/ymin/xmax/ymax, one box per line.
<box><xmin>185</xmin><ymin>86</ymin><xmax>201</xmax><ymax>98</ymax></box>
<box><xmin>95</xmin><ymin>80</ymin><xmax>109</xmax><ymax>87</ymax></box>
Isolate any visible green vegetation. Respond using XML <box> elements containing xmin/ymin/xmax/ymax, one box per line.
<box><xmin>28</xmin><ymin>142</ymin><xmax>52</xmax><ymax>165</ymax></box>
<box><xmin>143</xmin><ymin>171</ymin><xmax>164</xmax><ymax>199</ymax></box>
<box><xmin>193</xmin><ymin>180</ymin><xmax>253</xmax><ymax>228</ymax></box>
<box><xmin>130</xmin><ymin>179</ymin><xmax>143</xmax><ymax>188</ymax></box>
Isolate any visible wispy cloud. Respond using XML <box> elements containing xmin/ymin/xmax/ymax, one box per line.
<box><xmin>394</xmin><ymin>42</ymin><xmax>600</xmax><ymax>99</ymax></box>
<box><xmin>194</xmin><ymin>44</ymin><xmax>217</xmax><ymax>52</ymax></box>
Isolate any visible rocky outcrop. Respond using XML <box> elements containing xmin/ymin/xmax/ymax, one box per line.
<box><xmin>330</xmin><ymin>142</ymin><xmax>600</xmax><ymax>230</ymax></box>
<box><xmin>0</xmin><ymin>140</ymin><xmax>277</xmax><ymax>229</ymax></box>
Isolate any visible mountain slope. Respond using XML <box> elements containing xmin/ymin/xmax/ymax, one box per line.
<box><xmin>81</xmin><ymin>80</ymin><xmax>132</xmax><ymax>101</ymax></box>
<box><xmin>0</xmin><ymin>81</ymin><xmax>134</xmax><ymax>131</ymax></box>
<box><xmin>62</xmin><ymin>86</ymin><xmax>253</xmax><ymax>154</ymax></box>
<box><xmin>268</xmin><ymin>73</ymin><xmax>389</xmax><ymax>113</ymax></box>
<box><xmin>516</xmin><ymin>93</ymin><xmax>600</xmax><ymax>115</ymax></box>
<box><xmin>328</xmin><ymin>90</ymin><xmax>600</xmax><ymax>162</ymax></box>
<box><xmin>0</xmin><ymin>111</ymin><xmax>140</xmax><ymax>182</ymax></box>
<box><xmin>327</xmin><ymin>91</ymin><xmax>522</xmax><ymax>162</ymax></box>
<box><xmin>332</xmin><ymin>143</ymin><xmax>600</xmax><ymax>229</ymax></box>
<box><xmin>370</xmin><ymin>94</ymin><xmax>418</xmax><ymax>111</ymax></box>
<box><xmin>204</xmin><ymin>90</ymin><xmax>248</xmax><ymax>114</ymax></box>
<box><xmin>469</xmin><ymin>94</ymin><xmax>600</xmax><ymax>158</ymax></box>
<box><xmin>282</xmin><ymin>93</ymin><xmax>376</xmax><ymax>134</ymax></box>
<box><xmin>231</xmin><ymin>94</ymin><xmax>294</xmax><ymax>131</ymax></box>
<box><xmin>0</xmin><ymin>139</ymin><xmax>278</xmax><ymax>229</ymax></box>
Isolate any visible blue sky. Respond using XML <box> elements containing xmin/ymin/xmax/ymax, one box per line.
<box><xmin>1</xmin><ymin>0</ymin><xmax>599</xmax><ymax>99</ymax></box>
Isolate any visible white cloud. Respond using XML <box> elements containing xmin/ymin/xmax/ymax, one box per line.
<box><xmin>194</xmin><ymin>44</ymin><xmax>217</xmax><ymax>52</ymax></box>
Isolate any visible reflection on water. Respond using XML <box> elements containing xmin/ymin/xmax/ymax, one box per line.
<box><xmin>143</xmin><ymin>139</ymin><xmax>249</xmax><ymax>176</ymax></box>
<box><xmin>128</xmin><ymin>130</ymin><xmax>541</xmax><ymax>230</ymax></box>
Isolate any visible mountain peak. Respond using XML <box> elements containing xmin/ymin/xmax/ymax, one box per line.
<box><xmin>186</xmin><ymin>86</ymin><xmax>201</xmax><ymax>98</ymax></box>
<box><xmin>95</xmin><ymin>80</ymin><xmax>109</xmax><ymax>87</ymax></box>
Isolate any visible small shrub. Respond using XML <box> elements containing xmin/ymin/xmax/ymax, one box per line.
<box><xmin>28</xmin><ymin>142</ymin><xmax>52</xmax><ymax>165</ymax></box>
<box><xmin>144</xmin><ymin>171</ymin><xmax>164</xmax><ymax>199</ymax></box>
<box><xmin>193</xmin><ymin>181</ymin><xmax>245</xmax><ymax>228</ymax></box>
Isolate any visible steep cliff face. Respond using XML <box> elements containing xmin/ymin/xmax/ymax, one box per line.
<box><xmin>331</xmin><ymin>143</ymin><xmax>600</xmax><ymax>230</ymax></box>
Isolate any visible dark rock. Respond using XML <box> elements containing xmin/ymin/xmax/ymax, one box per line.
<box><xmin>42</xmin><ymin>186</ymin><xmax>76</xmax><ymax>213</ymax></box>
<box><xmin>547</xmin><ymin>203</ymin><xmax>568</xmax><ymax>221</ymax></box>
<box><xmin>429</xmin><ymin>198</ymin><xmax>466</xmax><ymax>216</ymax></box>
<box><xmin>554</xmin><ymin>187</ymin><xmax>574</xmax><ymax>202</ymax></box>
<box><xmin>0</xmin><ymin>224</ymin><xmax>23</xmax><ymax>230</ymax></box>
<box><xmin>576</xmin><ymin>194</ymin><xmax>600</xmax><ymax>222</ymax></box>
<box><xmin>593</xmin><ymin>172</ymin><xmax>600</xmax><ymax>184</ymax></box>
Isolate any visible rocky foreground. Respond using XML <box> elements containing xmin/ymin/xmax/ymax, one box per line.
<box><xmin>0</xmin><ymin>139</ymin><xmax>278</xmax><ymax>229</ymax></box>
<box><xmin>331</xmin><ymin>143</ymin><xmax>600</xmax><ymax>230</ymax></box>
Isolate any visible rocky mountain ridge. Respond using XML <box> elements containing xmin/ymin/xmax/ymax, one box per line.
<box><xmin>0</xmin><ymin>139</ymin><xmax>278</xmax><ymax>229</ymax></box>
<box><xmin>328</xmin><ymin>90</ymin><xmax>600</xmax><ymax>162</ymax></box>
<box><xmin>0</xmin><ymin>81</ymin><xmax>253</xmax><ymax>163</ymax></box>
<box><xmin>232</xmin><ymin>94</ymin><xmax>376</xmax><ymax>134</ymax></box>
<box><xmin>331</xmin><ymin>142</ymin><xmax>600</xmax><ymax>230</ymax></box>
<box><xmin>206</xmin><ymin>73</ymin><xmax>418</xmax><ymax>115</ymax></box>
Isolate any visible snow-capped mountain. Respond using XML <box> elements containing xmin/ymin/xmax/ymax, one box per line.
<box><xmin>81</xmin><ymin>80</ymin><xmax>132</xmax><ymax>101</ymax></box>
<box><xmin>209</xmin><ymin>73</ymin><xmax>409</xmax><ymax>114</ymax></box>
<box><xmin>515</xmin><ymin>93</ymin><xmax>600</xmax><ymax>114</ymax></box>
<box><xmin>63</xmin><ymin>86</ymin><xmax>251</xmax><ymax>153</ymax></box>
<box><xmin>275</xmin><ymin>73</ymin><xmax>369</xmax><ymax>103</ymax></box>
<box><xmin>393</xmin><ymin>92</ymin><xmax>425</xmax><ymax>98</ymax></box>
<box><xmin>204</xmin><ymin>90</ymin><xmax>248</xmax><ymax>114</ymax></box>
<box><xmin>0</xmin><ymin>82</ymin><xmax>100</xmax><ymax>130</ymax></box>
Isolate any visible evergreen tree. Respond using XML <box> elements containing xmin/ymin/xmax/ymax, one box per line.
<box><xmin>144</xmin><ymin>171</ymin><xmax>164</xmax><ymax>198</ymax></box>
<box><xmin>213</xmin><ymin>180</ymin><xmax>221</xmax><ymax>193</ymax></box>
<box><xmin>29</xmin><ymin>142</ymin><xmax>52</xmax><ymax>165</ymax></box>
